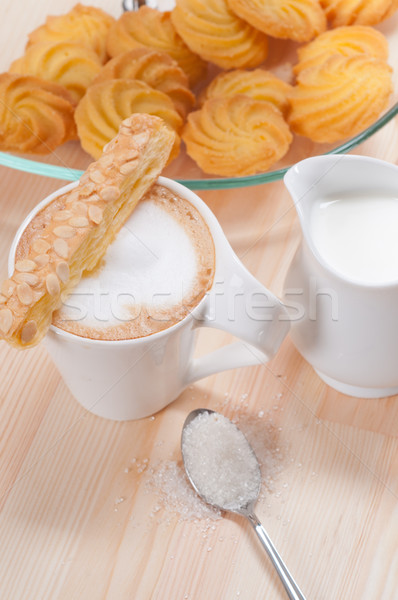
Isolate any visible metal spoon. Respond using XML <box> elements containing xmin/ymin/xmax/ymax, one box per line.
<box><xmin>181</xmin><ymin>409</ymin><xmax>306</xmax><ymax>600</ymax></box>
<box><xmin>122</xmin><ymin>0</ymin><xmax>159</xmax><ymax>11</ymax></box>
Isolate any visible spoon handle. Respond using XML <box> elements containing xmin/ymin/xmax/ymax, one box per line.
<box><xmin>245</xmin><ymin>511</ymin><xmax>306</xmax><ymax>600</ymax></box>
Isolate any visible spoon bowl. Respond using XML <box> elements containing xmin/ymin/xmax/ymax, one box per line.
<box><xmin>181</xmin><ymin>409</ymin><xmax>306</xmax><ymax>600</ymax></box>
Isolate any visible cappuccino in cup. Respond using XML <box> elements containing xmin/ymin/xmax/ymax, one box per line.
<box><xmin>17</xmin><ymin>184</ymin><xmax>215</xmax><ymax>341</ymax></box>
<box><xmin>11</xmin><ymin>176</ymin><xmax>289</xmax><ymax>420</ymax></box>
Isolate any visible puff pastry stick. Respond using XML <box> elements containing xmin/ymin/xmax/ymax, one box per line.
<box><xmin>0</xmin><ymin>113</ymin><xmax>175</xmax><ymax>348</ymax></box>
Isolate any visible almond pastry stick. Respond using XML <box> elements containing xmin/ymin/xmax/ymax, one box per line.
<box><xmin>0</xmin><ymin>113</ymin><xmax>175</xmax><ymax>349</ymax></box>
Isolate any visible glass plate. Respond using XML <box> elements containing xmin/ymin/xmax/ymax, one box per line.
<box><xmin>0</xmin><ymin>18</ymin><xmax>397</xmax><ymax>191</ymax></box>
<box><xmin>1</xmin><ymin>101</ymin><xmax>396</xmax><ymax>190</ymax></box>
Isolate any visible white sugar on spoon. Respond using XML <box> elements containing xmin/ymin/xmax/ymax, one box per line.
<box><xmin>181</xmin><ymin>409</ymin><xmax>306</xmax><ymax>600</ymax></box>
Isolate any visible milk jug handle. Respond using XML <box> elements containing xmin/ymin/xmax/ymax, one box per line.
<box><xmin>184</xmin><ymin>247</ymin><xmax>290</xmax><ymax>385</ymax></box>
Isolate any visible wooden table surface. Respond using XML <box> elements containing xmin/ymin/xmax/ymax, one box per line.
<box><xmin>0</xmin><ymin>2</ymin><xmax>398</xmax><ymax>599</ymax></box>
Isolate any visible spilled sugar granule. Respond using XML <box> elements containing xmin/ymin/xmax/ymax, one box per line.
<box><xmin>236</xmin><ymin>414</ymin><xmax>285</xmax><ymax>499</ymax></box>
<box><xmin>149</xmin><ymin>460</ymin><xmax>221</xmax><ymax>522</ymax></box>
<box><xmin>145</xmin><ymin>406</ymin><xmax>287</xmax><ymax>522</ymax></box>
<box><xmin>181</xmin><ymin>411</ymin><xmax>260</xmax><ymax>511</ymax></box>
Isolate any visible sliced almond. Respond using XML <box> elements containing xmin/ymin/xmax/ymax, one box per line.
<box><xmin>0</xmin><ymin>308</ymin><xmax>13</xmax><ymax>335</ymax></box>
<box><xmin>84</xmin><ymin>193</ymin><xmax>101</xmax><ymax>203</ymax></box>
<box><xmin>100</xmin><ymin>186</ymin><xmax>120</xmax><ymax>202</ymax></box>
<box><xmin>15</xmin><ymin>259</ymin><xmax>37</xmax><ymax>273</ymax></box>
<box><xmin>1</xmin><ymin>280</ymin><xmax>15</xmax><ymax>298</ymax></box>
<box><xmin>53</xmin><ymin>239</ymin><xmax>69</xmax><ymax>259</ymax></box>
<box><xmin>15</xmin><ymin>272</ymin><xmax>39</xmax><ymax>286</ymax></box>
<box><xmin>21</xmin><ymin>321</ymin><xmax>37</xmax><ymax>344</ymax></box>
<box><xmin>46</xmin><ymin>273</ymin><xmax>60</xmax><ymax>296</ymax></box>
<box><xmin>73</xmin><ymin>201</ymin><xmax>88</xmax><ymax>215</ymax></box>
<box><xmin>78</xmin><ymin>183</ymin><xmax>95</xmax><ymax>198</ymax></box>
<box><xmin>32</xmin><ymin>239</ymin><xmax>51</xmax><ymax>254</ymax></box>
<box><xmin>34</xmin><ymin>254</ymin><xmax>50</xmax><ymax>268</ymax></box>
<box><xmin>89</xmin><ymin>169</ymin><xmax>106</xmax><ymax>184</ymax></box>
<box><xmin>99</xmin><ymin>154</ymin><xmax>114</xmax><ymax>168</ymax></box>
<box><xmin>56</xmin><ymin>261</ymin><xmax>69</xmax><ymax>284</ymax></box>
<box><xmin>17</xmin><ymin>283</ymin><xmax>33</xmax><ymax>305</ymax></box>
<box><xmin>131</xmin><ymin>132</ymin><xmax>149</xmax><ymax>147</ymax></box>
<box><xmin>54</xmin><ymin>211</ymin><xmax>73</xmax><ymax>221</ymax></box>
<box><xmin>119</xmin><ymin>161</ymin><xmax>138</xmax><ymax>175</ymax></box>
<box><xmin>65</xmin><ymin>190</ymin><xmax>81</xmax><ymax>203</ymax></box>
<box><xmin>69</xmin><ymin>216</ymin><xmax>89</xmax><ymax>228</ymax></box>
<box><xmin>88</xmin><ymin>205</ymin><xmax>103</xmax><ymax>225</ymax></box>
<box><xmin>54</xmin><ymin>225</ymin><xmax>75</xmax><ymax>239</ymax></box>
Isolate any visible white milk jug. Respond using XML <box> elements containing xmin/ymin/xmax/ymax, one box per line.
<box><xmin>283</xmin><ymin>155</ymin><xmax>398</xmax><ymax>398</ymax></box>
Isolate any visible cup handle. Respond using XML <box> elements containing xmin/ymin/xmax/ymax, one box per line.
<box><xmin>184</xmin><ymin>244</ymin><xmax>290</xmax><ymax>385</ymax></box>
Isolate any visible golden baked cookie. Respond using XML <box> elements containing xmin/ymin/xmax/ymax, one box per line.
<box><xmin>294</xmin><ymin>25</ymin><xmax>389</xmax><ymax>75</ymax></box>
<box><xmin>227</xmin><ymin>0</ymin><xmax>326</xmax><ymax>42</ymax></box>
<box><xmin>171</xmin><ymin>0</ymin><xmax>269</xmax><ymax>69</ymax></box>
<box><xmin>75</xmin><ymin>78</ymin><xmax>182</xmax><ymax>160</ymax></box>
<box><xmin>320</xmin><ymin>0</ymin><xmax>398</xmax><ymax>27</ymax></box>
<box><xmin>0</xmin><ymin>114</ymin><xmax>175</xmax><ymax>348</ymax></box>
<box><xmin>182</xmin><ymin>95</ymin><xmax>292</xmax><ymax>176</ymax></box>
<box><xmin>27</xmin><ymin>3</ymin><xmax>115</xmax><ymax>64</ymax></box>
<box><xmin>10</xmin><ymin>41</ymin><xmax>102</xmax><ymax>104</ymax></box>
<box><xmin>0</xmin><ymin>73</ymin><xmax>76</xmax><ymax>154</ymax></box>
<box><xmin>92</xmin><ymin>48</ymin><xmax>195</xmax><ymax>119</ymax></box>
<box><xmin>288</xmin><ymin>55</ymin><xmax>393</xmax><ymax>143</ymax></box>
<box><xmin>106</xmin><ymin>7</ymin><xmax>207</xmax><ymax>87</ymax></box>
<box><xmin>199</xmin><ymin>69</ymin><xmax>293</xmax><ymax>116</ymax></box>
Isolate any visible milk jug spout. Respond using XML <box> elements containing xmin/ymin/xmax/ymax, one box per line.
<box><xmin>283</xmin><ymin>154</ymin><xmax>367</xmax><ymax>247</ymax></box>
<box><xmin>283</xmin><ymin>157</ymin><xmax>330</xmax><ymax>224</ymax></box>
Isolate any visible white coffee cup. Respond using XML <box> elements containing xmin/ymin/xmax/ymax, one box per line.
<box><xmin>9</xmin><ymin>177</ymin><xmax>290</xmax><ymax>420</ymax></box>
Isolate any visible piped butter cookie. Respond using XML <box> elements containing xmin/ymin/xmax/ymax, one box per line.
<box><xmin>288</xmin><ymin>55</ymin><xmax>393</xmax><ymax>143</ymax></box>
<box><xmin>227</xmin><ymin>0</ymin><xmax>326</xmax><ymax>42</ymax></box>
<box><xmin>199</xmin><ymin>69</ymin><xmax>292</xmax><ymax>116</ymax></box>
<box><xmin>182</xmin><ymin>95</ymin><xmax>292</xmax><ymax>176</ymax></box>
<box><xmin>294</xmin><ymin>25</ymin><xmax>389</xmax><ymax>76</ymax></box>
<box><xmin>27</xmin><ymin>4</ymin><xmax>115</xmax><ymax>64</ymax></box>
<box><xmin>92</xmin><ymin>48</ymin><xmax>195</xmax><ymax>119</ymax></box>
<box><xmin>10</xmin><ymin>41</ymin><xmax>102</xmax><ymax>104</ymax></box>
<box><xmin>0</xmin><ymin>73</ymin><xmax>77</xmax><ymax>154</ymax></box>
<box><xmin>75</xmin><ymin>78</ymin><xmax>182</xmax><ymax>160</ymax></box>
<box><xmin>320</xmin><ymin>0</ymin><xmax>398</xmax><ymax>27</ymax></box>
<box><xmin>171</xmin><ymin>0</ymin><xmax>269</xmax><ymax>69</ymax></box>
<box><xmin>106</xmin><ymin>7</ymin><xmax>207</xmax><ymax>87</ymax></box>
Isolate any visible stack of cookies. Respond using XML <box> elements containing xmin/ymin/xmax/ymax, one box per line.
<box><xmin>0</xmin><ymin>4</ymin><xmax>113</xmax><ymax>154</ymax></box>
<box><xmin>0</xmin><ymin>1</ymin><xmax>395</xmax><ymax>176</ymax></box>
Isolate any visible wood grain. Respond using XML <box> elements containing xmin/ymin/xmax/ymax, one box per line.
<box><xmin>0</xmin><ymin>2</ymin><xmax>397</xmax><ymax>599</ymax></box>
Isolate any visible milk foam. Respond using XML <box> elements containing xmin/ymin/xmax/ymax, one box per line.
<box><xmin>61</xmin><ymin>202</ymin><xmax>197</xmax><ymax>324</ymax></box>
<box><xmin>310</xmin><ymin>194</ymin><xmax>398</xmax><ymax>284</ymax></box>
<box><xmin>53</xmin><ymin>185</ymin><xmax>214</xmax><ymax>339</ymax></box>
